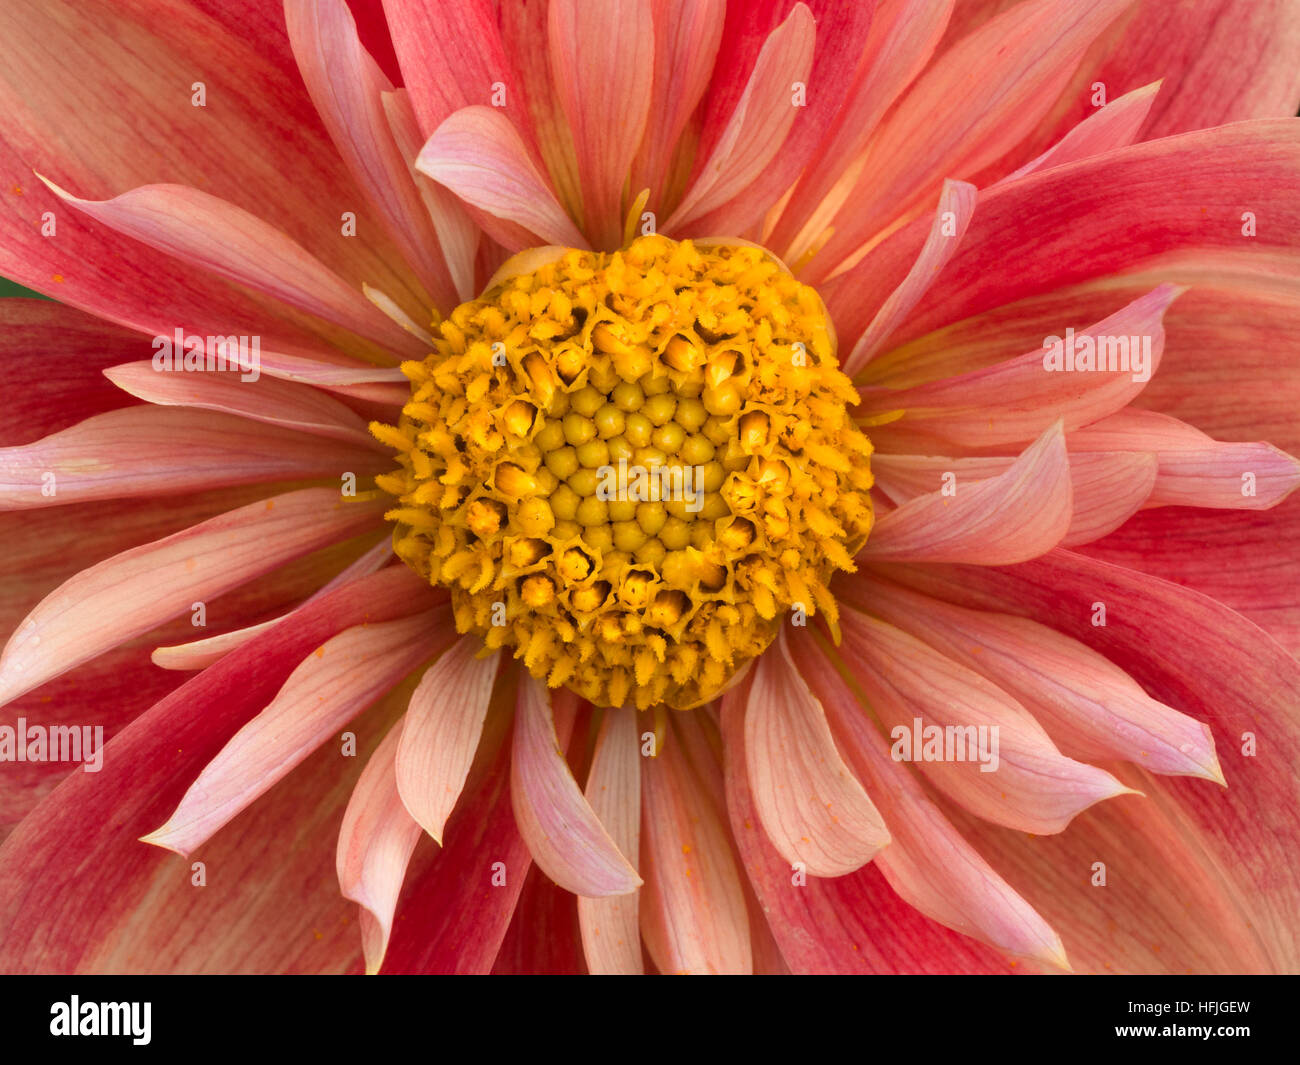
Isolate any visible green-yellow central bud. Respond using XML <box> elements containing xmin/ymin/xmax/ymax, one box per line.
<box><xmin>374</xmin><ymin>234</ymin><xmax>873</xmax><ymax>709</ymax></box>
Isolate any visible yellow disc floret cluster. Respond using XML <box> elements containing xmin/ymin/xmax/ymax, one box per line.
<box><xmin>373</xmin><ymin>234</ymin><xmax>873</xmax><ymax>710</ymax></box>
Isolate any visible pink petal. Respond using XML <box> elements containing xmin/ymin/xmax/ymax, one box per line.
<box><xmin>548</xmin><ymin>0</ymin><xmax>655</xmax><ymax>248</ymax></box>
<box><xmin>640</xmin><ymin>715</ymin><xmax>752</xmax><ymax>973</ymax></box>
<box><xmin>0</xmin><ymin>406</ymin><xmax>387</xmax><ymax>509</ymax></box>
<box><xmin>416</xmin><ymin>106</ymin><xmax>587</xmax><ymax>253</ymax></box>
<box><xmin>743</xmin><ymin>628</ymin><xmax>890</xmax><ymax>876</ymax></box>
<box><xmin>665</xmin><ymin>3</ymin><xmax>816</xmax><ymax>233</ymax></box>
<box><xmin>577</xmin><ymin>706</ymin><xmax>644</xmax><ymax>975</ymax></box>
<box><xmin>511</xmin><ymin>677</ymin><xmax>641</xmax><ymax>897</ymax></box>
<box><xmin>829</xmin><ymin>121</ymin><xmax>1300</xmax><ymax>349</ymax></box>
<box><xmin>803</xmin><ymin>0</ymin><xmax>1131</xmax><ymax>283</ymax></box>
<box><xmin>284</xmin><ymin>0</ymin><xmax>457</xmax><ymax>310</ymax></box>
<box><xmin>883</xmin><ymin>550</ymin><xmax>1300</xmax><ymax>971</ymax></box>
<box><xmin>395</xmin><ymin>636</ymin><xmax>501</xmax><ymax>842</ymax></box>
<box><xmin>844</xmin><ymin>179</ymin><xmax>976</xmax><ymax>375</ymax></box>
<box><xmin>1077</xmin><ymin>506</ymin><xmax>1300</xmax><ymax>657</ymax></box>
<box><xmin>0</xmin><ymin>564</ymin><xmax>439</xmax><ymax>973</ymax></box>
<box><xmin>859</xmin><ymin>422</ymin><xmax>1072</xmax><ymax>564</ymax></box>
<box><xmin>380</xmin><ymin>700</ymin><xmax>534</xmax><ymax>974</ymax></box>
<box><xmin>493</xmin><ymin>867</ymin><xmax>588</xmax><ymax>974</ymax></box>
<box><xmin>2</xmin><ymin>299</ymin><xmax>142</xmax><ymax>443</ymax></box>
<box><xmin>861</xmin><ymin>285</ymin><xmax>1180</xmax><ymax>451</ymax></box>
<box><xmin>631</xmin><ymin>0</ymin><xmax>726</xmax><ymax>203</ymax></box>
<box><xmin>872</xmin><ymin>448</ymin><xmax>1158</xmax><ymax>547</ymax></box>
<box><xmin>790</xmin><ymin>626</ymin><xmax>1071</xmax><ymax>968</ymax></box>
<box><xmin>837</xmin><ymin>608</ymin><xmax>1134</xmax><ymax>834</ymax></box>
<box><xmin>770</xmin><ymin>0</ymin><xmax>956</xmax><ymax>257</ymax></box>
<box><xmin>1070</xmin><ymin>410</ymin><xmax>1300</xmax><ymax>510</ymax></box>
<box><xmin>381</xmin><ymin>0</ymin><xmax>528</xmax><ymax>141</ymax></box>
<box><xmin>143</xmin><ymin>606</ymin><xmax>454</xmax><ymax>856</ymax></box>
<box><xmin>721</xmin><ymin>692</ymin><xmax>1012</xmax><ymax>974</ymax></box>
<box><xmin>1040</xmin><ymin>0</ymin><xmax>1300</xmax><ymax>145</ymax></box>
<box><xmin>380</xmin><ymin>88</ymin><xmax>480</xmax><ymax>303</ymax></box>
<box><xmin>690</xmin><ymin>0</ymin><xmax>878</xmax><ymax>239</ymax></box>
<box><xmin>0</xmin><ymin>486</ymin><xmax>386</xmax><ymax>705</ymax></box>
<box><xmin>0</xmin><ymin>0</ymin><xmax>419</xmax><ymax>348</ymax></box>
<box><xmin>103</xmin><ymin>362</ymin><xmax>379</xmax><ymax>449</ymax></box>
<box><xmin>991</xmin><ymin>81</ymin><xmax>1160</xmax><ymax>187</ymax></box>
<box><xmin>336</xmin><ymin>718</ymin><xmax>423</xmax><ymax>975</ymax></box>
<box><xmin>849</xmin><ymin>571</ymin><xmax>1224</xmax><ymax>781</ymax></box>
<box><xmin>151</xmin><ymin>537</ymin><xmax>395</xmax><ymax>671</ymax></box>
<box><xmin>38</xmin><ymin>177</ymin><xmax>423</xmax><ymax>355</ymax></box>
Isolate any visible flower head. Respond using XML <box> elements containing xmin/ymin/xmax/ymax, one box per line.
<box><xmin>0</xmin><ymin>0</ymin><xmax>1298</xmax><ymax>977</ymax></box>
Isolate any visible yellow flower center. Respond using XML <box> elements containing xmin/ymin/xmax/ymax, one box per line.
<box><xmin>374</xmin><ymin>234</ymin><xmax>873</xmax><ymax>709</ymax></box>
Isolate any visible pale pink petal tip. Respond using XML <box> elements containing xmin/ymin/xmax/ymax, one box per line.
<box><xmin>511</xmin><ymin>677</ymin><xmax>641</xmax><ymax>897</ymax></box>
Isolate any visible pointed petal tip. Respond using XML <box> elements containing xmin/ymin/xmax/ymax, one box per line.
<box><xmin>138</xmin><ymin>826</ymin><xmax>189</xmax><ymax>858</ymax></box>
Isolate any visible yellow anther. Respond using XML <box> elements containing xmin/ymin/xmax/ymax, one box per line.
<box><xmin>503</xmin><ymin>400</ymin><xmax>536</xmax><ymax>437</ymax></box>
<box><xmin>663</xmin><ymin>334</ymin><xmax>703</xmax><ymax>373</ymax></box>
<box><xmin>739</xmin><ymin>410</ymin><xmax>770</xmax><ymax>450</ymax></box>
<box><xmin>494</xmin><ymin>464</ymin><xmax>536</xmax><ymax>497</ymax></box>
<box><xmin>466</xmin><ymin>498</ymin><xmax>505</xmax><ymax>538</ymax></box>
<box><xmin>571</xmin><ymin>581</ymin><xmax>611</xmax><ymax>613</ymax></box>
<box><xmin>521</xmin><ymin>574</ymin><xmax>555</xmax><ymax>608</ymax></box>
<box><xmin>507</xmin><ymin>537</ymin><xmax>549</xmax><ymax>568</ymax></box>
<box><xmin>559</xmin><ymin>547</ymin><xmax>593</xmax><ymax>582</ymax></box>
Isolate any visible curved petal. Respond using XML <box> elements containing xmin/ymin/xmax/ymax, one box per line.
<box><xmin>1070</xmin><ymin>410</ymin><xmax>1300</xmax><ymax>511</ymax></box>
<box><xmin>859</xmin><ymin>422</ymin><xmax>1072</xmax><ymax>564</ymax></box>
<box><xmin>847</xmin><ymin>571</ymin><xmax>1223</xmax><ymax>781</ymax></box>
<box><xmin>103</xmin><ymin>362</ymin><xmax>379</xmax><ymax>449</ymax></box>
<box><xmin>0</xmin><ymin>564</ymin><xmax>438</xmax><ymax>973</ymax></box>
<box><xmin>744</xmin><ymin>628</ymin><xmax>890</xmax><ymax>876</ymax></box>
<box><xmin>862</xmin><ymin>285</ymin><xmax>1180</xmax><ymax>451</ymax></box>
<box><xmin>511</xmin><ymin>677</ymin><xmax>641</xmax><ymax>897</ymax></box>
<box><xmin>631</xmin><ymin>0</ymin><xmax>725</xmax><ymax>204</ymax></box>
<box><xmin>0</xmin><ymin>487</ymin><xmax>386</xmax><ymax>705</ymax></box>
<box><xmin>1040</xmin><ymin>0</ymin><xmax>1300</xmax><ymax>145</ymax></box>
<box><xmin>395</xmin><ymin>637</ymin><xmax>501</xmax><ymax>843</ymax></box>
<box><xmin>844</xmin><ymin>178</ymin><xmax>976</xmax><ymax>375</ymax></box>
<box><xmin>0</xmin><ymin>407</ymin><xmax>387</xmax><ymax>510</ymax></box>
<box><xmin>336</xmin><ymin>718</ymin><xmax>423</xmax><ymax>975</ymax></box>
<box><xmin>38</xmin><ymin>178</ymin><xmax>423</xmax><ymax>355</ymax></box>
<box><xmin>150</xmin><ymin>536</ymin><xmax>394</xmax><ymax>671</ymax></box>
<box><xmin>142</xmin><ymin>607</ymin><xmax>453</xmax><ymax>857</ymax></box>
<box><xmin>665</xmin><ymin>3</ymin><xmax>816</xmax><ymax>234</ymax></box>
<box><xmin>873</xmin><ymin>447</ymin><xmax>1157</xmax><ymax>548</ymax></box>
<box><xmin>640</xmin><ymin>714</ymin><xmax>752</xmax><ymax>974</ymax></box>
<box><xmin>0</xmin><ymin>0</ymin><xmax>420</xmax><ymax>340</ymax></box>
<box><xmin>577</xmin><ymin>706</ymin><xmax>644</xmax><ymax>975</ymax></box>
<box><xmin>878</xmin><ymin>550</ymin><xmax>1300</xmax><ymax>971</ymax></box>
<box><xmin>417</xmin><ymin>106</ymin><xmax>588</xmax><ymax>253</ymax></box>
<box><xmin>770</xmin><ymin>0</ymin><xmax>956</xmax><ymax>257</ymax></box>
<box><xmin>380</xmin><ymin>0</ymin><xmax>530</xmax><ymax>143</ymax></box>
<box><xmin>990</xmin><ymin>81</ymin><xmax>1160</xmax><ymax>187</ymax></box>
<box><xmin>837</xmin><ymin>608</ymin><xmax>1134</xmax><ymax>834</ymax></box>
<box><xmin>804</xmin><ymin>0</ymin><xmax>1130</xmax><ymax>283</ymax></box>
<box><xmin>827</xmin><ymin>121</ymin><xmax>1300</xmax><ymax>349</ymax></box>
<box><xmin>791</xmin><ymin>626</ymin><xmax>1071</xmax><ymax>968</ymax></box>
<box><xmin>380</xmin><ymin>88</ymin><xmax>480</xmax><ymax>303</ymax></box>
<box><xmin>721</xmin><ymin>689</ymin><xmax>1012</xmax><ymax>974</ymax></box>
<box><xmin>381</xmin><ymin>679</ymin><xmax>573</xmax><ymax>974</ymax></box>
<box><xmin>285</xmin><ymin>0</ymin><xmax>456</xmax><ymax>310</ymax></box>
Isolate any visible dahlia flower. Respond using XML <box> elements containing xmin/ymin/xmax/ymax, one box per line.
<box><xmin>0</xmin><ymin>0</ymin><xmax>1298</xmax><ymax>976</ymax></box>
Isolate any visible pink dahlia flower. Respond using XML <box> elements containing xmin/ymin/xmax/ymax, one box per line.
<box><xmin>0</xmin><ymin>0</ymin><xmax>1298</xmax><ymax>976</ymax></box>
